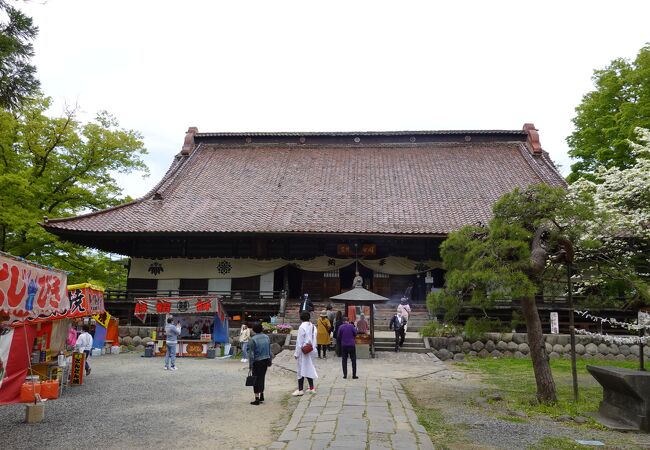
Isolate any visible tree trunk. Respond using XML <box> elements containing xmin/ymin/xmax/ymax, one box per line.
<box><xmin>521</xmin><ymin>295</ymin><xmax>557</xmax><ymax>403</ymax></box>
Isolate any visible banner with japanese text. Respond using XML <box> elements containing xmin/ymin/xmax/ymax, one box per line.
<box><xmin>0</xmin><ymin>254</ymin><xmax>67</xmax><ymax>322</ymax></box>
<box><xmin>134</xmin><ymin>296</ymin><xmax>223</xmax><ymax>317</ymax></box>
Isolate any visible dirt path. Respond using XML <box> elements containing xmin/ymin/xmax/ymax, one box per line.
<box><xmin>0</xmin><ymin>353</ymin><xmax>297</xmax><ymax>450</ymax></box>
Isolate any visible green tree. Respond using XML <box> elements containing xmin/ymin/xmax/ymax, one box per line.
<box><xmin>567</xmin><ymin>44</ymin><xmax>650</xmax><ymax>183</ymax></box>
<box><xmin>0</xmin><ymin>94</ymin><xmax>147</xmax><ymax>286</ymax></box>
<box><xmin>569</xmin><ymin>128</ymin><xmax>650</xmax><ymax>304</ymax></box>
<box><xmin>434</xmin><ymin>184</ymin><xmax>595</xmax><ymax>403</ymax></box>
<box><xmin>0</xmin><ymin>0</ymin><xmax>40</xmax><ymax>109</ymax></box>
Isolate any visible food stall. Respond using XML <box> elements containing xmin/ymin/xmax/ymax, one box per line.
<box><xmin>0</xmin><ymin>252</ymin><xmax>68</xmax><ymax>404</ymax></box>
<box><xmin>134</xmin><ymin>296</ymin><xmax>228</xmax><ymax>357</ymax></box>
<box><xmin>26</xmin><ymin>283</ymin><xmax>105</xmax><ymax>382</ymax></box>
<box><xmin>0</xmin><ymin>251</ymin><xmax>108</xmax><ymax>404</ymax></box>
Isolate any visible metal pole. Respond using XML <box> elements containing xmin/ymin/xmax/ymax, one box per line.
<box><xmin>640</xmin><ymin>327</ymin><xmax>645</xmax><ymax>371</ymax></box>
<box><xmin>567</xmin><ymin>264</ymin><xmax>579</xmax><ymax>402</ymax></box>
<box><xmin>370</xmin><ymin>302</ymin><xmax>375</xmax><ymax>358</ymax></box>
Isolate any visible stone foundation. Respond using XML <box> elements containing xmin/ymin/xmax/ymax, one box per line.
<box><xmin>427</xmin><ymin>333</ymin><xmax>648</xmax><ymax>362</ymax></box>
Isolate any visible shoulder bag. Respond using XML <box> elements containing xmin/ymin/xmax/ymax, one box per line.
<box><xmin>301</xmin><ymin>324</ymin><xmax>314</xmax><ymax>354</ymax></box>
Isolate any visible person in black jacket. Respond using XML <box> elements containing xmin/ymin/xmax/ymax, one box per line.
<box><xmin>299</xmin><ymin>293</ymin><xmax>314</xmax><ymax>314</ymax></box>
<box><xmin>389</xmin><ymin>312</ymin><xmax>407</xmax><ymax>352</ymax></box>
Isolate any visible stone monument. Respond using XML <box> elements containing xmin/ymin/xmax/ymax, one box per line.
<box><xmin>587</xmin><ymin>365</ymin><xmax>650</xmax><ymax>432</ymax></box>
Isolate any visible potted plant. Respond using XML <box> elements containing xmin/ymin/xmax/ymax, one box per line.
<box><xmin>261</xmin><ymin>322</ymin><xmax>277</xmax><ymax>334</ymax></box>
<box><xmin>276</xmin><ymin>323</ymin><xmax>292</xmax><ymax>334</ymax></box>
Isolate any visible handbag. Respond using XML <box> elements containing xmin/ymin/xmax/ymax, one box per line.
<box><xmin>301</xmin><ymin>323</ymin><xmax>314</xmax><ymax>354</ymax></box>
<box><xmin>245</xmin><ymin>369</ymin><xmax>257</xmax><ymax>387</ymax></box>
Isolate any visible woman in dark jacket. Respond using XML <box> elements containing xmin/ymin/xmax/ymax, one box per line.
<box><xmin>248</xmin><ymin>323</ymin><xmax>272</xmax><ymax>405</ymax></box>
<box><xmin>333</xmin><ymin>310</ymin><xmax>344</xmax><ymax>356</ymax></box>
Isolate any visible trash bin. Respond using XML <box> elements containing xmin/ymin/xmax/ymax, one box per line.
<box><xmin>144</xmin><ymin>343</ymin><xmax>154</xmax><ymax>357</ymax></box>
<box><xmin>206</xmin><ymin>348</ymin><xmax>217</xmax><ymax>359</ymax></box>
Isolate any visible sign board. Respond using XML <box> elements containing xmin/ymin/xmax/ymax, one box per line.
<box><xmin>70</xmin><ymin>352</ymin><xmax>85</xmax><ymax>385</ymax></box>
<box><xmin>550</xmin><ymin>312</ymin><xmax>559</xmax><ymax>334</ymax></box>
<box><xmin>337</xmin><ymin>244</ymin><xmax>376</xmax><ymax>257</ymax></box>
<box><xmin>93</xmin><ymin>310</ymin><xmax>111</xmax><ymax>329</ymax></box>
<box><xmin>639</xmin><ymin>309</ymin><xmax>650</xmax><ymax>328</ymax></box>
<box><xmin>0</xmin><ymin>254</ymin><xmax>68</xmax><ymax>323</ymax></box>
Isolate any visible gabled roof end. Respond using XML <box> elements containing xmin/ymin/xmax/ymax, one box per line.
<box><xmin>180</xmin><ymin>127</ymin><xmax>199</xmax><ymax>155</ymax></box>
<box><xmin>523</xmin><ymin>123</ymin><xmax>543</xmax><ymax>155</ymax></box>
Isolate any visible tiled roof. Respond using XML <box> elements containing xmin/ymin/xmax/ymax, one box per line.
<box><xmin>43</xmin><ymin>130</ymin><xmax>566</xmax><ymax>236</ymax></box>
<box><xmin>195</xmin><ymin>130</ymin><xmax>526</xmax><ymax>137</ymax></box>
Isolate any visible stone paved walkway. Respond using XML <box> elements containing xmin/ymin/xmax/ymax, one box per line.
<box><xmin>262</xmin><ymin>351</ymin><xmax>463</xmax><ymax>449</ymax></box>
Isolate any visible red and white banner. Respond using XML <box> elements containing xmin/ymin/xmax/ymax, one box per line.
<box><xmin>0</xmin><ymin>325</ymin><xmax>37</xmax><ymax>404</ymax></box>
<box><xmin>0</xmin><ymin>254</ymin><xmax>67</xmax><ymax>322</ymax></box>
<box><xmin>134</xmin><ymin>296</ymin><xmax>224</xmax><ymax>320</ymax></box>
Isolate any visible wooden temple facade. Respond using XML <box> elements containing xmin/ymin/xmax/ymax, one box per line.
<box><xmin>42</xmin><ymin>125</ymin><xmax>566</xmax><ymax>321</ymax></box>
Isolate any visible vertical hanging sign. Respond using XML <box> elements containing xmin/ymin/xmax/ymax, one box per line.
<box><xmin>70</xmin><ymin>352</ymin><xmax>85</xmax><ymax>385</ymax></box>
<box><xmin>550</xmin><ymin>312</ymin><xmax>559</xmax><ymax>334</ymax></box>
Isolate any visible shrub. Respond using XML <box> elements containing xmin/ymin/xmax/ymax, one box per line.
<box><xmin>261</xmin><ymin>322</ymin><xmax>276</xmax><ymax>333</ymax></box>
<box><xmin>419</xmin><ymin>321</ymin><xmax>461</xmax><ymax>337</ymax></box>
<box><xmin>276</xmin><ymin>323</ymin><xmax>292</xmax><ymax>334</ymax></box>
<box><xmin>426</xmin><ymin>290</ymin><xmax>461</xmax><ymax>323</ymax></box>
<box><xmin>463</xmin><ymin>317</ymin><xmax>509</xmax><ymax>341</ymax></box>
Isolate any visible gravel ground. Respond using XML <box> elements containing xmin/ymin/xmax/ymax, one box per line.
<box><xmin>403</xmin><ymin>370</ymin><xmax>650</xmax><ymax>450</ymax></box>
<box><xmin>0</xmin><ymin>353</ymin><xmax>296</xmax><ymax>450</ymax></box>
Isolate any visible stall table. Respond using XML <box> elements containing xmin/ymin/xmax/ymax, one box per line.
<box><xmin>155</xmin><ymin>339</ymin><xmax>212</xmax><ymax>357</ymax></box>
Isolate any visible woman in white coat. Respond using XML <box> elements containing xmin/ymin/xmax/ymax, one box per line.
<box><xmin>293</xmin><ymin>311</ymin><xmax>318</xmax><ymax>396</ymax></box>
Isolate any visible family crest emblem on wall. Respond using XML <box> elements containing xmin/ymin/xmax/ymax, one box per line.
<box><xmin>148</xmin><ymin>262</ymin><xmax>164</xmax><ymax>276</ymax></box>
<box><xmin>216</xmin><ymin>260</ymin><xmax>232</xmax><ymax>274</ymax></box>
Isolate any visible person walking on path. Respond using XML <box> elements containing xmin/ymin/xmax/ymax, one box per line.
<box><xmin>333</xmin><ymin>310</ymin><xmax>344</xmax><ymax>356</ymax></box>
<box><xmin>326</xmin><ymin>304</ymin><xmax>336</xmax><ymax>327</ymax></box>
<box><xmin>75</xmin><ymin>324</ymin><xmax>93</xmax><ymax>376</ymax></box>
<box><xmin>326</xmin><ymin>303</ymin><xmax>336</xmax><ymax>351</ymax></box>
<box><xmin>397</xmin><ymin>298</ymin><xmax>412</xmax><ymax>331</ymax></box>
<box><xmin>316</xmin><ymin>310</ymin><xmax>332</xmax><ymax>359</ymax></box>
<box><xmin>164</xmin><ymin>318</ymin><xmax>181</xmax><ymax>370</ymax></box>
<box><xmin>239</xmin><ymin>323</ymin><xmax>251</xmax><ymax>363</ymax></box>
<box><xmin>299</xmin><ymin>293</ymin><xmax>313</xmax><ymax>314</ymax></box>
<box><xmin>293</xmin><ymin>312</ymin><xmax>318</xmax><ymax>396</ymax></box>
<box><xmin>248</xmin><ymin>323</ymin><xmax>272</xmax><ymax>405</ymax></box>
<box><xmin>389</xmin><ymin>311</ymin><xmax>407</xmax><ymax>352</ymax></box>
<box><xmin>337</xmin><ymin>317</ymin><xmax>358</xmax><ymax>379</ymax></box>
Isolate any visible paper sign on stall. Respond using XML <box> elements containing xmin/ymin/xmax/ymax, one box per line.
<box><xmin>70</xmin><ymin>352</ymin><xmax>84</xmax><ymax>385</ymax></box>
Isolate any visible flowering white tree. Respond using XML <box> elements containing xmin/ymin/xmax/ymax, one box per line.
<box><xmin>569</xmin><ymin>128</ymin><xmax>650</xmax><ymax>302</ymax></box>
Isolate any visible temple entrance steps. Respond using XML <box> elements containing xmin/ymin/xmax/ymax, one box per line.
<box><xmin>374</xmin><ymin>334</ymin><xmax>429</xmax><ymax>353</ymax></box>
<box><xmin>282</xmin><ymin>301</ymin><xmax>432</xmax><ymax>332</ymax></box>
<box><xmin>283</xmin><ymin>331</ymin><xmax>429</xmax><ymax>354</ymax></box>
<box><xmin>283</xmin><ymin>301</ymin><xmax>347</xmax><ymax>324</ymax></box>
<box><xmin>373</xmin><ymin>303</ymin><xmax>431</xmax><ymax>332</ymax></box>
